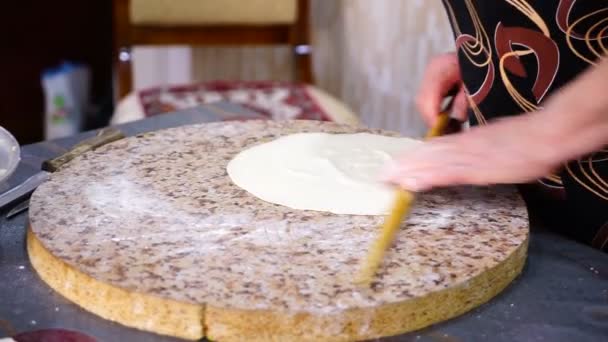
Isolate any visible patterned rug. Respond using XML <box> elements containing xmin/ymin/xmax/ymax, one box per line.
<box><xmin>138</xmin><ymin>80</ymin><xmax>331</xmax><ymax>121</ymax></box>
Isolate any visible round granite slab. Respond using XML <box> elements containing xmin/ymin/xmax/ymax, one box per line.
<box><xmin>28</xmin><ymin>120</ymin><xmax>529</xmax><ymax>341</ymax></box>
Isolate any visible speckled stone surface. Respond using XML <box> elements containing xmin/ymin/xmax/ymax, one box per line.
<box><xmin>29</xmin><ymin>120</ymin><xmax>529</xmax><ymax>314</ymax></box>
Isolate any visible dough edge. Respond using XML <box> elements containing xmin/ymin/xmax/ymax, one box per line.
<box><xmin>27</xmin><ymin>226</ymin><xmax>528</xmax><ymax>341</ymax></box>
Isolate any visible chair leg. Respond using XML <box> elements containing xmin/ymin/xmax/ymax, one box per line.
<box><xmin>114</xmin><ymin>47</ymin><xmax>133</xmax><ymax>100</ymax></box>
<box><xmin>112</xmin><ymin>0</ymin><xmax>133</xmax><ymax>100</ymax></box>
<box><xmin>292</xmin><ymin>0</ymin><xmax>314</xmax><ymax>84</ymax></box>
<box><xmin>294</xmin><ymin>46</ymin><xmax>314</xmax><ymax>84</ymax></box>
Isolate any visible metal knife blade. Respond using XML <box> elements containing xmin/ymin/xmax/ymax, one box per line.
<box><xmin>0</xmin><ymin>171</ymin><xmax>50</xmax><ymax>210</ymax></box>
<box><xmin>6</xmin><ymin>198</ymin><xmax>31</xmax><ymax>218</ymax></box>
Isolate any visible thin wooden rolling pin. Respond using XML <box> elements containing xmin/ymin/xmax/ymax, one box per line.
<box><xmin>356</xmin><ymin>90</ymin><xmax>461</xmax><ymax>286</ymax></box>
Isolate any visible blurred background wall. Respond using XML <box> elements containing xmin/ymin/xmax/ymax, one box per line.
<box><xmin>0</xmin><ymin>1</ymin><xmax>112</xmax><ymax>143</ymax></box>
<box><xmin>132</xmin><ymin>0</ymin><xmax>454</xmax><ymax>137</ymax></box>
<box><xmin>0</xmin><ymin>1</ymin><xmax>454</xmax><ymax>143</ymax></box>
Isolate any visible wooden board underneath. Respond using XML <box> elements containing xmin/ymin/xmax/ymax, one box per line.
<box><xmin>28</xmin><ymin>120</ymin><xmax>529</xmax><ymax>341</ymax></box>
<box><xmin>27</xmin><ymin>228</ymin><xmax>527</xmax><ymax>341</ymax></box>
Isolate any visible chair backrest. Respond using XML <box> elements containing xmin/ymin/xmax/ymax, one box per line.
<box><xmin>113</xmin><ymin>0</ymin><xmax>312</xmax><ymax>99</ymax></box>
<box><xmin>129</xmin><ymin>0</ymin><xmax>298</xmax><ymax>26</ymax></box>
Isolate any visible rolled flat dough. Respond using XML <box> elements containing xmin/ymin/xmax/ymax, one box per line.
<box><xmin>227</xmin><ymin>132</ymin><xmax>422</xmax><ymax>215</ymax></box>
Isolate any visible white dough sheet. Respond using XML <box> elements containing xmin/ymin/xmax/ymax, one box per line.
<box><xmin>227</xmin><ymin>132</ymin><xmax>422</xmax><ymax>215</ymax></box>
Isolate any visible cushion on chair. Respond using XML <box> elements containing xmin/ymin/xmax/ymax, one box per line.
<box><xmin>130</xmin><ymin>0</ymin><xmax>298</xmax><ymax>26</ymax></box>
<box><xmin>111</xmin><ymin>81</ymin><xmax>360</xmax><ymax>126</ymax></box>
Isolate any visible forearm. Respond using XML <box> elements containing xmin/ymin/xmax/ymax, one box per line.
<box><xmin>535</xmin><ymin>57</ymin><xmax>608</xmax><ymax>164</ymax></box>
<box><xmin>385</xmin><ymin>57</ymin><xmax>608</xmax><ymax>191</ymax></box>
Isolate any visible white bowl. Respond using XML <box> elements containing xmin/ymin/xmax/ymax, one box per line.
<box><xmin>0</xmin><ymin>126</ymin><xmax>21</xmax><ymax>184</ymax></box>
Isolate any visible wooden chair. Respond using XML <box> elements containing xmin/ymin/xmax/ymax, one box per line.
<box><xmin>112</xmin><ymin>0</ymin><xmax>313</xmax><ymax>99</ymax></box>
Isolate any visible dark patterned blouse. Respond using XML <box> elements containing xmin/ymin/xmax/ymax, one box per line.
<box><xmin>441</xmin><ymin>0</ymin><xmax>608</xmax><ymax>251</ymax></box>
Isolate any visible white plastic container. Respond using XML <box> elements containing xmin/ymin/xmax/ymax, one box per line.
<box><xmin>41</xmin><ymin>62</ymin><xmax>90</xmax><ymax>140</ymax></box>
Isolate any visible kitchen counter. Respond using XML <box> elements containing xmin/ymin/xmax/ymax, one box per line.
<box><xmin>1</xmin><ymin>102</ymin><xmax>607</xmax><ymax>341</ymax></box>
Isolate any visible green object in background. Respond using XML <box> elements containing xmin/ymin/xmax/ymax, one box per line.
<box><xmin>53</xmin><ymin>94</ymin><xmax>65</xmax><ymax>108</ymax></box>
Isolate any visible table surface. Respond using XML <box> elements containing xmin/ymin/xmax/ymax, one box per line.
<box><xmin>1</xmin><ymin>102</ymin><xmax>607</xmax><ymax>342</ymax></box>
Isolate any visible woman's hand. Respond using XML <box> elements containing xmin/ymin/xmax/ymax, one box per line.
<box><xmin>383</xmin><ymin>113</ymin><xmax>562</xmax><ymax>191</ymax></box>
<box><xmin>386</xmin><ymin>57</ymin><xmax>608</xmax><ymax>192</ymax></box>
<box><xmin>416</xmin><ymin>52</ymin><xmax>468</xmax><ymax>126</ymax></box>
